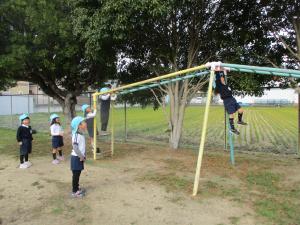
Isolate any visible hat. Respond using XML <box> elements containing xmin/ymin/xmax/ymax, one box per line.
<box><xmin>81</xmin><ymin>104</ymin><xmax>90</xmax><ymax>113</ymax></box>
<box><xmin>19</xmin><ymin>114</ymin><xmax>29</xmax><ymax>123</ymax></box>
<box><xmin>50</xmin><ymin>113</ymin><xmax>59</xmax><ymax>122</ymax></box>
<box><xmin>71</xmin><ymin>116</ymin><xmax>85</xmax><ymax>135</ymax></box>
<box><xmin>99</xmin><ymin>87</ymin><xmax>110</xmax><ymax>93</ymax></box>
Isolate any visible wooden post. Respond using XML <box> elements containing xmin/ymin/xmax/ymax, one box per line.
<box><xmin>192</xmin><ymin>70</ymin><xmax>215</xmax><ymax>196</ymax></box>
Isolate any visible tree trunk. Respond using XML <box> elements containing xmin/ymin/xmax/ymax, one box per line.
<box><xmin>62</xmin><ymin>93</ymin><xmax>77</xmax><ymax>121</ymax></box>
<box><xmin>55</xmin><ymin>93</ymin><xmax>77</xmax><ymax>135</ymax></box>
<box><xmin>168</xmin><ymin>80</ymin><xmax>189</xmax><ymax>149</ymax></box>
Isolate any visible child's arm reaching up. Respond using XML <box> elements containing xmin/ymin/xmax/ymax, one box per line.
<box><xmin>86</xmin><ymin>109</ymin><xmax>97</xmax><ymax>119</ymax></box>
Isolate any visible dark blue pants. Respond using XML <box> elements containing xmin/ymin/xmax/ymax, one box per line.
<box><xmin>223</xmin><ymin>97</ymin><xmax>241</xmax><ymax>114</ymax></box>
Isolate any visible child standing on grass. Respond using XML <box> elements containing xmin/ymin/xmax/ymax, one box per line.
<box><xmin>16</xmin><ymin>114</ymin><xmax>35</xmax><ymax>169</ymax></box>
<box><xmin>70</xmin><ymin>116</ymin><xmax>87</xmax><ymax>198</ymax></box>
<box><xmin>50</xmin><ymin>114</ymin><xmax>64</xmax><ymax>164</ymax></box>
<box><xmin>215</xmin><ymin>71</ymin><xmax>247</xmax><ymax>135</ymax></box>
<box><xmin>81</xmin><ymin>104</ymin><xmax>100</xmax><ymax>153</ymax></box>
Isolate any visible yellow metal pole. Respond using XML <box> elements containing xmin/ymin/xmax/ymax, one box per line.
<box><xmin>192</xmin><ymin>70</ymin><xmax>215</xmax><ymax>196</ymax></box>
<box><xmin>93</xmin><ymin>95</ymin><xmax>97</xmax><ymax>160</ymax></box>
<box><xmin>110</xmin><ymin>101</ymin><xmax>115</xmax><ymax>156</ymax></box>
<box><xmin>93</xmin><ymin>64</ymin><xmax>208</xmax><ymax>98</ymax></box>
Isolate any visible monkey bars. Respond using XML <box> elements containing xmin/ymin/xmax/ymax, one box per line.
<box><xmin>91</xmin><ymin>62</ymin><xmax>300</xmax><ymax>196</ymax></box>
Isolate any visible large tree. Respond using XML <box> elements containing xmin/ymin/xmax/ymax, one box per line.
<box><xmin>0</xmin><ymin>0</ymin><xmax>115</xmax><ymax>122</ymax></box>
<box><xmin>0</xmin><ymin>11</ymin><xmax>15</xmax><ymax>91</ymax></box>
<box><xmin>72</xmin><ymin>0</ymin><xmax>275</xmax><ymax>149</ymax></box>
<box><xmin>262</xmin><ymin>0</ymin><xmax>300</xmax><ymax>68</ymax></box>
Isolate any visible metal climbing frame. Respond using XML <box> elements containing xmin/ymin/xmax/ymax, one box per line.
<box><xmin>92</xmin><ymin>64</ymin><xmax>210</xmax><ymax>160</ymax></box>
<box><xmin>91</xmin><ymin>62</ymin><xmax>300</xmax><ymax>196</ymax></box>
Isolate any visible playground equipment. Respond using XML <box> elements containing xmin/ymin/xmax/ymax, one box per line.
<box><xmin>92</xmin><ymin>62</ymin><xmax>300</xmax><ymax>196</ymax></box>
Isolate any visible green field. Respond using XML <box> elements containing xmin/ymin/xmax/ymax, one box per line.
<box><xmin>0</xmin><ymin>105</ymin><xmax>298</xmax><ymax>153</ymax></box>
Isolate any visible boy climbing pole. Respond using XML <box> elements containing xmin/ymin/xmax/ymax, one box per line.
<box><xmin>215</xmin><ymin>70</ymin><xmax>247</xmax><ymax>135</ymax></box>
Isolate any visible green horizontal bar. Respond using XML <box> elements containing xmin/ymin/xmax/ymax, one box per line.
<box><xmin>120</xmin><ymin>70</ymin><xmax>209</xmax><ymax>95</ymax></box>
<box><xmin>228</xmin><ymin>68</ymin><xmax>300</xmax><ymax>78</ymax></box>
<box><xmin>222</xmin><ymin>63</ymin><xmax>300</xmax><ymax>77</ymax></box>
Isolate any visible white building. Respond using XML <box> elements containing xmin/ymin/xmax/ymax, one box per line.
<box><xmin>234</xmin><ymin>88</ymin><xmax>298</xmax><ymax>105</ymax></box>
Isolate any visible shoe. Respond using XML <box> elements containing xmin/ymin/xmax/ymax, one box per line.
<box><xmin>19</xmin><ymin>163</ymin><xmax>29</xmax><ymax>169</ymax></box>
<box><xmin>71</xmin><ymin>190</ymin><xmax>84</xmax><ymax>198</ymax></box>
<box><xmin>57</xmin><ymin>156</ymin><xmax>64</xmax><ymax>161</ymax></box>
<box><xmin>78</xmin><ymin>187</ymin><xmax>86</xmax><ymax>194</ymax></box>
<box><xmin>100</xmin><ymin>131</ymin><xmax>110</xmax><ymax>136</ymax></box>
<box><xmin>24</xmin><ymin>161</ymin><xmax>32</xmax><ymax>167</ymax></box>
<box><xmin>237</xmin><ymin>121</ymin><xmax>248</xmax><ymax>125</ymax></box>
<box><xmin>52</xmin><ymin>159</ymin><xmax>60</xmax><ymax>165</ymax></box>
<box><xmin>230</xmin><ymin>128</ymin><xmax>240</xmax><ymax>135</ymax></box>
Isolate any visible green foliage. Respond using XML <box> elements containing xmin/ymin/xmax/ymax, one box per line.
<box><xmin>0</xmin><ymin>0</ymin><xmax>114</xmax><ymax>108</ymax></box>
<box><xmin>71</xmin><ymin>0</ymin><xmax>296</xmax><ymax>102</ymax></box>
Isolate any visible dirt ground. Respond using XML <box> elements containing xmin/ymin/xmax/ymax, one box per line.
<box><xmin>0</xmin><ymin>142</ymin><xmax>299</xmax><ymax>225</ymax></box>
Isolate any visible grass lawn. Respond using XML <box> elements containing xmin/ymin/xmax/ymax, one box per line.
<box><xmin>0</xmin><ymin>126</ymin><xmax>300</xmax><ymax>224</ymax></box>
<box><xmin>0</xmin><ymin>105</ymin><xmax>298</xmax><ymax>153</ymax></box>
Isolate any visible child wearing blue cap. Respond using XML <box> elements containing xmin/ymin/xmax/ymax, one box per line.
<box><xmin>70</xmin><ymin>116</ymin><xmax>87</xmax><ymax>198</ymax></box>
<box><xmin>16</xmin><ymin>114</ymin><xmax>35</xmax><ymax>169</ymax></box>
<box><xmin>50</xmin><ymin>114</ymin><xmax>64</xmax><ymax>164</ymax></box>
<box><xmin>81</xmin><ymin>104</ymin><xmax>100</xmax><ymax>153</ymax></box>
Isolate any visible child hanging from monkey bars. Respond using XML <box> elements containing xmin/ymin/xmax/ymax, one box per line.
<box><xmin>214</xmin><ymin>68</ymin><xmax>247</xmax><ymax>135</ymax></box>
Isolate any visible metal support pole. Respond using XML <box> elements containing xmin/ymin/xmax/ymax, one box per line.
<box><xmin>224</xmin><ymin>74</ymin><xmax>234</xmax><ymax>164</ymax></box>
<box><xmin>224</xmin><ymin>107</ymin><xmax>227</xmax><ymax>150</ymax></box>
<box><xmin>124</xmin><ymin>101</ymin><xmax>127</xmax><ymax>142</ymax></box>
<box><xmin>28</xmin><ymin>94</ymin><xmax>30</xmax><ymax>114</ymax></box>
<box><xmin>48</xmin><ymin>96</ymin><xmax>50</xmax><ymax>114</ymax></box>
<box><xmin>10</xmin><ymin>95</ymin><xmax>13</xmax><ymax>128</ymax></box>
<box><xmin>93</xmin><ymin>95</ymin><xmax>97</xmax><ymax>160</ymax></box>
<box><xmin>227</xmin><ymin>114</ymin><xmax>235</xmax><ymax>165</ymax></box>
<box><xmin>89</xmin><ymin>93</ymin><xmax>92</xmax><ymax>106</ymax></box>
<box><xmin>111</xmin><ymin>101</ymin><xmax>115</xmax><ymax>156</ymax></box>
<box><xmin>298</xmin><ymin>93</ymin><xmax>300</xmax><ymax>156</ymax></box>
<box><xmin>192</xmin><ymin>70</ymin><xmax>215</xmax><ymax>196</ymax></box>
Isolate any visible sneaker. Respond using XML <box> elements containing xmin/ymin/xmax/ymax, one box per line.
<box><xmin>78</xmin><ymin>187</ymin><xmax>86</xmax><ymax>194</ymax></box>
<box><xmin>100</xmin><ymin>131</ymin><xmax>110</xmax><ymax>136</ymax></box>
<box><xmin>230</xmin><ymin>128</ymin><xmax>240</xmax><ymax>135</ymax></box>
<box><xmin>52</xmin><ymin>159</ymin><xmax>60</xmax><ymax>165</ymax></box>
<box><xmin>24</xmin><ymin>161</ymin><xmax>32</xmax><ymax>167</ymax></box>
<box><xmin>19</xmin><ymin>163</ymin><xmax>29</xmax><ymax>169</ymax></box>
<box><xmin>57</xmin><ymin>156</ymin><xmax>64</xmax><ymax>161</ymax></box>
<box><xmin>71</xmin><ymin>191</ymin><xmax>84</xmax><ymax>198</ymax></box>
<box><xmin>237</xmin><ymin>121</ymin><xmax>248</xmax><ymax>125</ymax></box>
